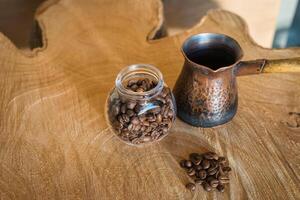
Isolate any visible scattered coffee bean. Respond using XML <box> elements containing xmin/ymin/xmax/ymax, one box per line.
<box><xmin>108</xmin><ymin>78</ymin><xmax>175</xmax><ymax>145</ymax></box>
<box><xmin>186</xmin><ymin>183</ymin><xmax>196</xmax><ymax>191</ymax></box>
<box><xmin>201</xmin><ymin>159</ymin><xmax>210</xmax><ymax>169</ymax></box>
<box><xmin>197</xmin><ymin>170</ymin><xmax>207</xmax><ymax>180</ymax></box>
<box><xmin>218</xmin><ymin>157</ymin><xmax>226</xmax><ymax>165</ymax></box>
<box><xmin>180</xmin><ymin>160</ymin><xmax>186</xmax><ymax>168</ymax></box>
<box><xmin>184</xmin><ymin>160</ymin><xmax>193</xmax><ymax>168</ymax></box>
<box><xmin>202</xmin><ymin>182</ymin><xmax>212</xmax><ymax>192</ymax></box>
<box><xmin>223</xmin><ymin>166</ymin><xmax>232</xmax><ymax>172</ymax></box>
<box><xmin>180</xmin><ymin>152</ymin><xmax>232</xmax><ymax>193</ymax></box>
<box><xmin>217</xmin><ymin>184</ymin><xmax>225</xmax><ymax>192</ymax></box>
<box><xmin>188</xmin><ymin>168</ymin><xmax>196</xmax><ymax>176</ymax></box>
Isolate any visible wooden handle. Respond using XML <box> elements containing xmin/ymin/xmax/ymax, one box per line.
<box><xmin>262</xmin><ymin>57</ymin><xmax>300</xmax><ymax>73</ymax></box>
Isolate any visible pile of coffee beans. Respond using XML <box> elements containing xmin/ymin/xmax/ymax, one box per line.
<box><xmin>125</xmin><ymin>78</ymin><xmax>157</xmax><ymax>92</ymax></box>
<box><xmin>180</xmin><ymin>152</ymin><xmax>231</xmax><ymax>192</ymax></box>
<box><xmin>108</xmin><ymin>78</ymin><xmax>176</xmax><ymax>145</ymax></box>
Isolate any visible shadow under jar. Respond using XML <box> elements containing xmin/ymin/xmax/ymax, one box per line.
<box><xmin>106</xmin><ymin>64</ymin><xmax>176</xmax><ymax>146</ymax></box>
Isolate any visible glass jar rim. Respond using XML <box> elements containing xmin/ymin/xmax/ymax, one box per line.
<box><xmin>115</xmin><ymin>64</ymin><xmax>164</xmax><ymax>100</ymax></box>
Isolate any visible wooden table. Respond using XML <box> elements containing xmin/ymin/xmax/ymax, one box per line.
<box><xmin>0</xmin><ymin>0</ymin><xmax>299</xmax><ymax>199</ymax></box>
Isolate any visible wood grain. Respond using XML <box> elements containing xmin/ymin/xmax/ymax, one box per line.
<box><xmin>0</xmin><ymin>0</ymin><xmax>299</xmax><ymax>199</ymax></box>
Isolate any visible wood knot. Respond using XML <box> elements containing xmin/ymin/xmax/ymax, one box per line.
<box><xmin>285</xmin><ymin>112</ymin><xmax>300</xmax><ymax>128</ymax></box>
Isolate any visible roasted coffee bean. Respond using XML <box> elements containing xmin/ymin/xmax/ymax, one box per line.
<box><xmin>150</xmin><ymin>122</ymin><xmax>158</xmax><ymax>128</ymax></box>
<box><xmin>126</xmin><ymin>101</ymin><xmax>136</xmax><ymax>110</ymax></box>
<box><xmin>121</xmin><ymin>104</ymin><xmax>127</xmax><ymax>114</ymax></box>
<box><xmin>204</xmin><ymin>152</ymin><xmax>218</xmax><ymax>160</ymax></box>
<box><xmin>208</xmin><ymin>168</ymin><xmax>218</xmax><ymax>176</ymax></box>
<box><xmin>128</xmin><ymin>124</ymin><xmax>134</xmax><ymax>131</ymax></box>
<box><xmin>162</xmin><ymin>127</ymin><xmax>168</xmax><ymax>133</ymax></box>
<box><xmin>218</xmin><ymin>175</ymin><xmax>230</xmax><ymax>184</ymax></box>
<box><xmin>127</xmin><ymin>79</ymin><xmax>137</xmax><ymax>87</ymax></box>
<box><xmin>202</xmin><ymin>182</ymin><xmax>212</xmax><ymax>192</ymax></box>
<box><xmin>195</xmin><ymin>165</ymin><xmax>202</xmax><ymax>171</ymax></box>
<box><xmin>223</xmin><ymin>166</ymin><xmax>232</xmax><ymax>172</ymax></box>
<box><xmin>207</xmin><ymin>176</ymin><xmax>219</xmax><ymax>188</ymax></box>
<box><xmin>201</xmin><ymin>159</ymin><xmax>210</xmax><ymax>169</ymax></box>
<box><xmin>219</xmin><ymin>179</ymin><xmax>230</xmax><ymax>184</ymax></box>
<box><xmin>218</xmin><ymin>157</ymin><xmax>226</xmax><ymax>165</ymax></box>
<box><xmin>184</xmin><ymin>160</ymin><xmax>193</xmax><ymax>168</ymax></box>
<box><xmin>126</xmin><ymin>109</ymin><xmax>135</xmax><ymax>117</ymax></box>
<box><xmin>180</xmin><ymin>160</ymin><xmax>186</xmax><ymax>168</ymax></box>
<box><xmin>130</xmin><ymin>84</ymin><xmax>138</xmax><ymax>91</ymax></box>
<box><xmin>217</xmin><ymin>184</ymin><xmax>225</xmax><ymax>192</ymax></box>
<box><xmin>197</xmin><ymin>170</ymin><xmax>207</xmax><ymax>180</ymax></box>
<box><xmin>136</xmin><ymin>87</ymin><xmax>144</xmax><ymax>92</ymax></box>
<box><xmin>189</xmin><ymin>153</ymin><xmax>202</xmax><ymax>165</ymax></box>
<box><xmin>186</xmin><ymin>183</ymin><xmax>196</xmax><ymax>191</ymax></box>
<box><xmin>188</xmin><ymin>168</ymin><xmax>196</xmax><ymax>176</ymax></box>
<box><xmin>143</xmin><ymin>121</ymin><xmax>150</xmax><ymax>126</ymax></box>
<box><xmin>131</xmin><ymin>117</ymin><xmax>139</xmax><ymax>125</ymax></box>
<box><xmin>156</xmin><ymin>114</ymin><xmax>162</xmax><ymax>123</ymax></box>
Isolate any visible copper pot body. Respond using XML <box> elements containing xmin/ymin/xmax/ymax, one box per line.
<box><xmin>173</xmin><ymin>33</ymin><xmax>264</xmax><ymax>127</ymax></box>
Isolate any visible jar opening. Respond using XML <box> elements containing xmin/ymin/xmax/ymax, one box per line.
<box><xmin>115</xmin><ymin>64</ymin><xmax>164</xmax><ymax>100</ymax></box>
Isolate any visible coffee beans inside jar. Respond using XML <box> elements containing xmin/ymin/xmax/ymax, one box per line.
<box><xmin>180</xmin><ymin>152</ymin><xmax>231</xmax><ymax>192</ymax></box>
<box><xmin>107</xmin><ymin>64</ymin><xmax>176</xmax><ymax>146</ymax></box>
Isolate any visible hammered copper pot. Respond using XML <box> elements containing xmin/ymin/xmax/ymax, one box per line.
<box><xmin>173</xmin><ymin>33</ymin><xmax>300</xmax><ymax>127</ymax></box>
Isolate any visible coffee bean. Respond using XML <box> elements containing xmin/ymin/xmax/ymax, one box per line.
<box><xmin>180</xmin><ymin>160</ymin><xmax>186</xmax><ymax>168</ymax></box>
<box><xmin>156</xmin><ymin>114</ymin><xmax>162</xmax><ymax>123</ymax></box>
<box><xmin>219</xmin><ymin>179</ymin><xmax>230</xmax><ymax>184</ymax></box>
<box><xmin>162</xmin><ymin>127</ymin><xmax>168</xmax><ymax>133</ymax></box>
<box><xmin>121</xmin><ymin>104</ymin><xmax>127</xmax><ymax>114</ymax></box>
<box><xmin>218</xmin><ymin>175</ymin><xmax>230</xmax><ymax>184</ymax></box>
<box><xmin>136</xmin><ymin>87</ymin><xmax>144</xmax><ymax>92</ymax></box>
<box><xmin>156</xmin><ymin>96</ymin><xmax>166</xmax><ymax>104</ymax></box>
<box><xmin>126</xmin><ymin>109</ymin><xmax>135</xmax><ymax>117</ymax></box>
<box><xmin>113</xmin><ymin>104</ymin><xmax>120</xmax><ymax>116</ymax></box>
<box><xmin>131</xmin><ymin>117</ymin><xmax>139</xmax><ymax>125</ymax></box>
<box><xmin>218</xmin><ymin>157</ymin><xmax>226</xmax><ymax>165</ymax></box>
<box><xmin>168</xmin><ymin>110</ymin><xmax>174</xmax><ymax>118</ymax></box>
<box><xmin>127</xmin><ymin>79</ymin><xmax>137</xmax><ymax>87</ymax></box>
<box><xmin>223</xmin><ymin>166</ymin><xmax>232</xmax><ymax>172</ymax></box>
<box><xmin>197</xmin><ymin>170</ymin><xmax>207</xmax><ymax>180</ymax></box>
<box><xmin>202</xmin><ymin>182</ymin><xmax>212</xmax><ymax>192</ymax></box>
<box><xmin>188</xmin><ymin>168</ymin><xmax>196</xmax><ymax>176</ymax></box>
<box><xmin>128</xmin><ymin>124</ymin><xmax>133</xmax><ymax>131</ymax></box>
<box><xmin>208</xmin><ymin>168</ymin><xmax>218</xmax><ymax>176</ymax></box>
<box><xmin>189</xmin><ymin>153</ymin><xmax>202</xmax><ymax>165</ymax></box>
<box><xmin>184</xmin><ymin>160</ymin><xmax>192</xmax><ymax>168</ymax></box>
<box><xmin>137</xmin><ymin>124</ymin><xmax>143</xmax><ymax>131</ymax></box>
<box><xmin>126</xmin><ymin>101</ymin><xmax>136</xmax><ymax>110</ymax></box>
<box><xmin>204</xmin><ymin>152</ymin><xmax>218</xmax><ymax>160</ymax></box>
<box><xmin>207</xmin><ymin>176</ymin><xmax>219</xmax><ymax>188</ymax></box>
<box><xmin>143</xmin><ymin>121</ymin><xmax>150</xmax><ymax>126</ymax></box>
<box><xmin>130</xmin><ymin>84</ymin><xmax>138</xmax><ymax>91</ymax></box>
<box><xmin>217</xmin><ymin>184</ymin><xmax>225</xmax><ymax>192</ymax></box>
<box><xmin>186</xmin><ymin>183</ymin><xmax>196</xmax><ymax>191</ymax></box>
<box><xmin>195</xmin><ymin>165</ymin><xmax>202</xmax><ymax>171</ymax></box>
<box><xmin>201</xmin><ymin>159</ymin><xmax>210</xmax><ymax>169</ymax></box>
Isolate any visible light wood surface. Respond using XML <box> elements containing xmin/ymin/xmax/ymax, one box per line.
<box><xmin>0</xmin><ymin>0</ymin><xmax>299</xmax><ymax>199</ymax></box>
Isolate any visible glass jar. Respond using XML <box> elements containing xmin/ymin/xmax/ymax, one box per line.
<box><xmin>106</xmin><ymin>64</ymin><xmax>176</xmax><ymax>146</ymax></box>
